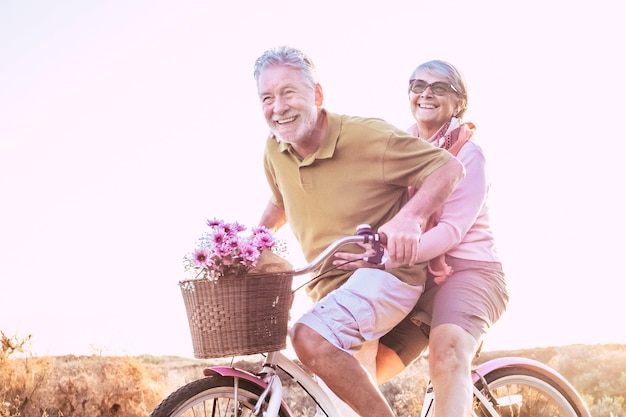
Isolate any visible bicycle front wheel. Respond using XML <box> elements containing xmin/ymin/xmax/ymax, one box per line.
<box><xmin>472</xmin><ymin>366</ymin><xmax>582</xmax><ymax>417</ymax></box>
<box><xmin>149</xmin><ymin>374</ymin><xmax>291</xmax><ymax>417</ymax></box>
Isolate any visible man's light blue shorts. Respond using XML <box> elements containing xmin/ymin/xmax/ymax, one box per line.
<box><xmin>295</xmin><ymin>268</ymin><xmax>424</xmax><ymax>354</ymax></box>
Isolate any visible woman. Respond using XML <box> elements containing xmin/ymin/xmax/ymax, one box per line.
<box><xmin>335</xmin><ymin>60</ymin><xmax>509</xmax><ymax>417</ymax></box>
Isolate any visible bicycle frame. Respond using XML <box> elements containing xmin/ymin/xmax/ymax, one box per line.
<box><xmin>203</xmin><ymin>353</ymin><xmax>592</xmax><ymax>417</ymax></box>
<box><xmin>204</xmin><ymin>350</ymin><xmax>342</xmax><ymax>417</ymax></box>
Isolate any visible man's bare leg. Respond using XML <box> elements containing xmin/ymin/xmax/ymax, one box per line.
<box><xmin>292</xmin><ymin>323</ymin><xmax>395</xmax><ymax>417</ymax></box>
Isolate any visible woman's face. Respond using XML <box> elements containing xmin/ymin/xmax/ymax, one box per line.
<box><xmin>409</xmin><ymin>70</ymin><xmax>462</xmax><ymax>133</ymax></box>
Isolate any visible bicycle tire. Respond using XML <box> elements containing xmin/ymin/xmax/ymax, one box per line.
<box><xmin>472</xmin><ymin>366</ymin><xmax>581</xmax><ymax>417</ymax></box>
<box><xmin>149</xmin><ymin>374</ymin><xmax>291</xmax><ymax>417</ymax></box>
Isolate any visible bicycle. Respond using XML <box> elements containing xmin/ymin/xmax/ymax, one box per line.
<box><xmin>150</xmin><ymin>226</ymin><xmax>591</xmax><ymax>417</ymax></box>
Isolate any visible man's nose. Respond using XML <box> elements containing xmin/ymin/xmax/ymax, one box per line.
<box><xmin>273</xmin><ymin>96</ymin><xmax>288</xmax><ymax>113</ymax></box>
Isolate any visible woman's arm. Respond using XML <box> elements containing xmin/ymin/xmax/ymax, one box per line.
<box><xmin>415</xmin><ymin>142</ymin><xmax>489</xmax><ymax>261</ymax></box>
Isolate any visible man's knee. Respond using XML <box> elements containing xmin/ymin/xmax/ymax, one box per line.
<box><xmin>292</xmin><ymin>324</ymin><xmax>325</xmax><ymax>366</ymax></box>
<box><xmin>291</xmin><ymin>323</ymin><xmax>311</xmax><ymax>349</ymax></box>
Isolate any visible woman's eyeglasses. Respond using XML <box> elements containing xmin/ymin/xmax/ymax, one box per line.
<box><xmin>409</xmin><ymin>79</ymin><xmax>458</xmax><ymax>96</ymax></box>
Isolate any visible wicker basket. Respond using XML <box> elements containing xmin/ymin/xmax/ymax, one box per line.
<box><xmin>180</xmin><ymin>272</ymin><xmax>294</xmax><ymax>358</ymax></box>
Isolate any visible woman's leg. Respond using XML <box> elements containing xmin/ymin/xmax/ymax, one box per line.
<box><xmin>428</xmin><ymin>324</ymin><xmax>479</xmax><ymax>417</ymax></box>
<box><xmin>376</xmin><ymin>343</ymin><xmax>407</xmax><ymax>385</ymax></box>
<box><xmin>376</xmin><ymin>310</ymin><xmax>430</xmax><ymax>384</ymax></box>
<box><xmin>427</xmin><ymin>256</ymin><xmax>508</xmax><ymax>416</ymax></box>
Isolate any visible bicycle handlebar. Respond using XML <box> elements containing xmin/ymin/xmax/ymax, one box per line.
<box><xmin>292</xmin><ymin>224</ymin><xmax>386</xmax><ymax>275</ymax></box>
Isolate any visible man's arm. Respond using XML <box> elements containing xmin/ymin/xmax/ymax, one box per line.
<box><xmin>379</xmin><ymin>156</ymin><xmax>465</xmax><ymax>265</ymax></box>
<box><xmin>259</xmin><ymin>199</ymin><xmax>287</xmax><ymax>233</ymax></box>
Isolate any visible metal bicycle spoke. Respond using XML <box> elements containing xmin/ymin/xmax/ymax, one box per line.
<box><xmin>472</xmin><ymin>367</ymin><xmax>581</xmax><ymax>417</ymax></box>
<box><xmin>149</xmin><ymin>375</ymin><xmax>290</xmax><ymax>417</ymax></box>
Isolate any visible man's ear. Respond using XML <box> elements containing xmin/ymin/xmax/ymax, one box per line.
<box><xmin>315</xmin><ymin>83</ymin><xmax>324</xmax><ymax>106</ymax></box>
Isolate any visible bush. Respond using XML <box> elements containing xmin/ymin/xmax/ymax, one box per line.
<box><xmin>2</xmin><ymin>330</ymin><xmax>625</xmax><ymax>417</ymax></box>
<box><xmin>0</xmin><ymin>331</ymin><xmax>172</xmax><ymax>417</ymax></box>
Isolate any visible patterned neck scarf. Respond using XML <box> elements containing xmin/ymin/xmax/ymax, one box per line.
<box><xmin>411</xmin><ymin>117</ymin><xmax>474</xmax><ymax>154</ymax></box>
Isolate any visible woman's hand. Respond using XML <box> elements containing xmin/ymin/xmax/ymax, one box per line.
<box><xmin>334</xmin><ymin>250</ymin><xmax>407</xmax><ymax>270</ymax></box>
<box><xmin>332</xmin><ymin>243</ymin><xmax>403</xmax><ymax>271</ymax></box>
<box><xmin>333</xmin><ymin>250</ymin><xmax>382</xmax><ymax>270</ymax></box>
<box><xmin>332</xmin><ymin>243</ymin><xmax>378</xmax><ymax>270</ymax></box>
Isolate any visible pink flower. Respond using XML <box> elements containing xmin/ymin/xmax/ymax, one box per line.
<box><xmin>193</xmin><ymin>248</ymin><xmax>210</xmax><ymax>267</ymax></box>
<box><xmin>221</xmin><ymin>221</ymin><xmax>245</xmax><ymax>235</ymax></box>
<box><xmin>239</xmin><ymin>243</ymin><xmax>260</xmax><ymax>265</ymax></box>
<box><xmin>207</xmin><ymin>218</ymin><xmax>224</xmax><ymax>228</ymax></box>
<box><xmin>212</xmin><ymin>231</ymin><xmax>226</xmax><ymax>246</ymax></box>
<box><xmin>253</xmin><ymin>229</ymin><xmax>275</xmax><ymax>250</ymax></box>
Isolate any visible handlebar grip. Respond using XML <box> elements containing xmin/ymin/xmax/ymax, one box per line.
<box><xmin>367</xmin><ymin>233</ymin><xmax>385</xmax><ymax>264</ymax></box>
<box><xmin>356</xmin><ymin>225</ymin><xmax>387</xmax><ymax>264</ymax></box>
<box><xmin>356</xmin><ymin>224</ymin><xmax>387</xmax><ymax>245</ymax></box>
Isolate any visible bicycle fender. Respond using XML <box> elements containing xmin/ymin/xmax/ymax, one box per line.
<box><xmin>205</xmin><ymin>366</ymin><xmax>268</xmax><ymax>386</ymax></box>
<box><xmin>204</xmin><ymin>366</ymin><xmax>291</xmax><ymax>413</ymax></box>
<box><xmin>472</xmin><ymin>357</ymin><xmax>591</xmax><ymax>417</ymax></box>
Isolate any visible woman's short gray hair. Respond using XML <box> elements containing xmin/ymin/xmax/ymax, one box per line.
<box><xmin>253</xmin><ymin>46</ymin><xmax>319</xmax><ymax>90</ymax></box>
<box><xmin>410</xmin><ymin>60</ymin><xmax>469</xmax><ymax>118</ymax></box>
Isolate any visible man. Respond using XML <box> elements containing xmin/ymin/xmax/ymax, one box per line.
<box><xmin>255</xmin><ymin>46</ymin><xmax>464</xmax><ymax>417</ymax></box>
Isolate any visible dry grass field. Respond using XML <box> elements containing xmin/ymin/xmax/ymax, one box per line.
<box><xmin>1</xmin><ymin>331</ymin><xmax>625</xmax><ymax>417</ymax></box>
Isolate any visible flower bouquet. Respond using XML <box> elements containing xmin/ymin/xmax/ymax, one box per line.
<box><xmin>179</xmin><ymin>218</ymin><xmax>294</xmax><ymax>358</ymax></box>
<box><xmin>183</xmin><ymin>218</ymin><xmax>290</xmax><ymax>281</ymax></box>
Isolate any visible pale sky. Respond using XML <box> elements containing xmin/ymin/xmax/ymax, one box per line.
<box><xmin>1</xmin><ymin>1</ymin><xmax>624</xmax><ymax>357</ymax></box>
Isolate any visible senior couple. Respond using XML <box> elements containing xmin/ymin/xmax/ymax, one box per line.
<box><xmin>254</xmin><ymin>45</ymin><xmax>508</xmax><ymax>417</ymax></box>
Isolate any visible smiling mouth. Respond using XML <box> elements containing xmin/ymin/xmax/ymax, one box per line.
<box><xmin>419</xmin><ymin>104</ymin><xmax>436</xmax><ymax>109</ymax></box>
<box><xmin>276</xmin><ymin>116</ymin><xmax>296</xmax><ymax>124</ymax></box>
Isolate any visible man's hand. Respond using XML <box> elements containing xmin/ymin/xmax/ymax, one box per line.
<box><xmin>378</xmin><ymin>217</ymin><xmax>422</xmax><ymax>266</ymax></box>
